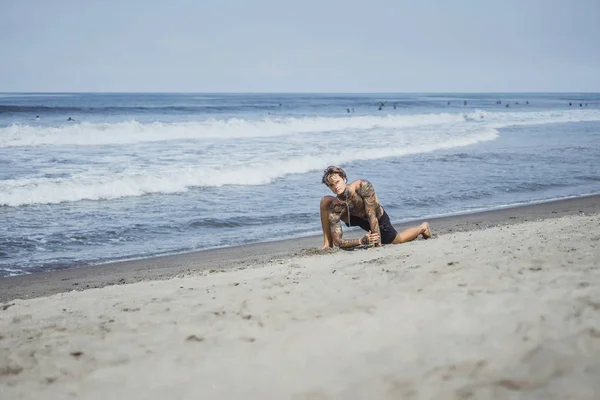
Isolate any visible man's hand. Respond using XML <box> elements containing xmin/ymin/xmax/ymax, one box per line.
<box><xmin>362</xmin><ymin>231</ymin><xmax>380</xmax><ymax>246</ymax></box>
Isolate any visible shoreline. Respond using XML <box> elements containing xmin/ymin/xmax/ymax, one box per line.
<box><xmin>1</xmin><ymin>194</ymin><xmax>598</xmax><ymax>303</ymax></box>
<box><xmin>1</xmin><ymin>197</ymin><xmax>599</xmax><ymax>398</ymax></box>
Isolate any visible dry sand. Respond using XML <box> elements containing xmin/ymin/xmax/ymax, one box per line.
<box><xmin>1</xmin><ymin>206</ymin><xmax>600</xmax><ymax>399</ymax></box>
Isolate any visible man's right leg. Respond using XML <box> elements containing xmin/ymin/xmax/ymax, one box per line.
<box><xmin>320</xmin><ymin>196</ymin><xmax>350</xmax><ymax>248</ymax></box>
<box><xmin>320</xmin><ymin>196</ymin><xmax>336</xmax><ymax>248</ymax></box>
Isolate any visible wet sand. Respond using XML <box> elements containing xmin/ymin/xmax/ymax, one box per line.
<box><xmin>1</xmin><ymin>195</ymin><xmax>598</xmax><ymax>303</ymax></box>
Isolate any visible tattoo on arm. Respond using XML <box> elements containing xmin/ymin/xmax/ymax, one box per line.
<box><xmin>329</xmin><ymin>211</ymin><xmax>365</xmax><ymax>248</ymax></box>
<box><xmin>359</xmin><ymin>180</ymin><xmax>381</xmax><ymax>244</ymax></box>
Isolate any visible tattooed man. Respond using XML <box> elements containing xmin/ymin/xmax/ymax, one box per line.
<box><xmin>320</xmin><ymin>166</ymin><xmax>431</xmax><ymax>249</ymax></box>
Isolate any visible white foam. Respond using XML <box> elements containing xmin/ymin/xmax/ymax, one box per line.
<box><xmin>0</xmin><ymin>93</ymin><xmax>73</xmax><ymax>98</ymax></box>
<box><xmin>2</xmin><ymin>109</ymin><xmax>599</xmax><ymax>148</ymax></box>
<box><xmin>0</xmin><ymin>128</ymin><xmax>498</xmax><ymax>207</ymax></box>
<box><xmin>0</xmin><ymin>112</ymin><xmax>488</xmax><ymax>147</ymax></box>
<box><xmin>3</xmin><ymin>108</ymin><xmax>600</xmax><ymax>207</ymax></box>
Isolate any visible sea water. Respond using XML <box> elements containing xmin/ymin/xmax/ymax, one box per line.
<box><xmin>1</xmin><ymin>93</ymin><xmax>599</xmax><ymax>276</ymax></box>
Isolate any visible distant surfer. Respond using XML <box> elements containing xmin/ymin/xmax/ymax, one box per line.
<box><xmin>319</xmin><ymin>166</ymin><xmax>431</xmax><ymax>249</ymax></box>
<box><xmin>67</xmin><ymin>117</ymin><xmax>75</xmax><ymax>121</ymax></box>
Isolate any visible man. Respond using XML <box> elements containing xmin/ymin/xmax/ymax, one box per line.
<box><xmin>320</xmin><ymin>166</ymin><xmax>431</xmax><ymax>249</ymax></box>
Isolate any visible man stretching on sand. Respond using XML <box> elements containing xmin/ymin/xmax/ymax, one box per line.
<box><xmin>320</xmin><ymin>166</ymin><xmax>431</xmax><ymax>249</ymax></box>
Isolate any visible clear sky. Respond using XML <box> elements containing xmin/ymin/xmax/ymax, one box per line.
<box><xmin>1</xmin><ymin>0</ymin><xmax>599</xmax><ymax>92</ymax></box>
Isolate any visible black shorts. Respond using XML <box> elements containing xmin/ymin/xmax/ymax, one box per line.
<box><xmin>344</xmin><ymin>210</ymin><xmax>398</xmax><ymax>244</ymax></box>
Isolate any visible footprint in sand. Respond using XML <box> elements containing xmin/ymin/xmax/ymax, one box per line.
<box><xmin>12</xmin><ymin>314</ymin><xmax>32</xmax><ymax>323</ymax></box>
<box><xmin>0</xmin><ymin>365</ymin><xmax>23</xmax><ymax>376</ymax></box>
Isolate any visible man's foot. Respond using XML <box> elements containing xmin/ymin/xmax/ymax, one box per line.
<box><xmin>421</xmin><ymin>222</ymin><xmax>431</xmax><ymax>239</ymax></box>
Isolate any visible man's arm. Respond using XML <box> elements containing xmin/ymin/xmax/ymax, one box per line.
<box><xmin>329</xmin><ymin>210</ymin><xmax>367</xmax><ymax>248</ymax></box>
<box><xmin>358</xmin><ymin>180</ymin><xmax>382</xmax><ymax>246</ymax></box>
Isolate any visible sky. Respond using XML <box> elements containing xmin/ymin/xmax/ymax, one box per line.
<box><xmin>1</xmin><ymin>0</ymin><xmax>599</xmax><ymax>92</ymax></box>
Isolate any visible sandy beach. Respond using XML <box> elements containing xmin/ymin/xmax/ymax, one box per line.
<box><xmin>1</xmin><ymin>196</ymin><xmax>600</xmax><ymax>399</ymax></box>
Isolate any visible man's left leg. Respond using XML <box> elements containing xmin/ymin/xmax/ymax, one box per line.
<box><xmin>391</xmin><ymin>222</ymin><xmax>431</xmax><ymax>244</ymax></box>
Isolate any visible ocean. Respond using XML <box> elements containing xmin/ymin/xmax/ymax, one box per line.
<box><xmin>1</xmin><ymin>93</ymin><xmax>599</xmax><ymax>277</ymax></box>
